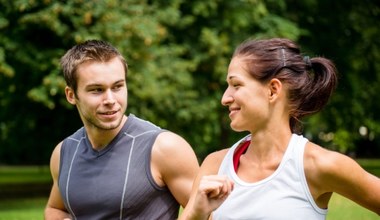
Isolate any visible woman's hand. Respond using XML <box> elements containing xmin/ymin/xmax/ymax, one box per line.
<box><xmin>191</xmin><ymin>175</ymin><xmax>234</xmax><ymax>217</ymax></box>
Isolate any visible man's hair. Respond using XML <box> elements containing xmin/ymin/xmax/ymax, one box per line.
<box><xmin>60</xmin><ymin>40</ymin><xmax>128</xmax><ymax>94</ymax></box>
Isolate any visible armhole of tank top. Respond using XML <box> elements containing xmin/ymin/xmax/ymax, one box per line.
<box><xmin>145</xmin><ymin>130</ymin><xmax>168</xmax><ymax>191</ymax></box>
<box><xmin>58</xmin><ymin>130</ymin><xmax>84</xmax><ymax>188</ymax></box>
<box><xmin>297</xmin><ymin>136</ymin><xmax>328</xmax><ymax>215</ymax></box>
<box><xmin>57</xmin><ymin>139</ymin><xmax>67</xmax><ymax>186</ymax></box>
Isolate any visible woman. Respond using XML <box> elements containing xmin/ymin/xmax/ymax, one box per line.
<box><xmin>180</xmin><ymin>38</ymin><xmax>380</xmax><ymax>219</ymax></box>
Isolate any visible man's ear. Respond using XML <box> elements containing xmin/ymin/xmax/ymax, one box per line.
<box><xmin>65</xmin><ymin>86</ymin><xmax>77</xmax><ymax>105</ymax></box>
<box><xmin>268</xmin><ymin>78</ymin><xmax>282</xmax><ymax>101</ymax></box>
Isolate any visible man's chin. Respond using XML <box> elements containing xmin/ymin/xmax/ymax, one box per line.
<box><xmin>95</xmin><ymin>119</ymin><xmax>123</xmax><ymax>131</ymax></box>
<box><xmin>101</xmin><ymin>122</ymin><xmax>122</xmax><ymax>130</ymax></box>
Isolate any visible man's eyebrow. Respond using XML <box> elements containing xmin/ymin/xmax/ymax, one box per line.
<box><xmin>113</xmin><ymin>79</ymin><xmax>126</xmax><ymax>84</ymax></box>
<box><xmin>86</xmin><ymin>79</ymin><xmax>125</xmax><ymax>87</ymax></box>
<box><xmin>85</xmin><ymin>83</ymin><xmax>102</xmax><ymax>88</ymax></box>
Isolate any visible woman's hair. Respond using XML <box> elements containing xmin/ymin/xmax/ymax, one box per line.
<box><xmin>233</xmin><ymin>38</ymin><xmax>338</xmax><ymax>133</ymax></box>
<box><xmin>60</xmin><ymin>40</ymin><xmax>128</xmax><ymax>95</ymax></box>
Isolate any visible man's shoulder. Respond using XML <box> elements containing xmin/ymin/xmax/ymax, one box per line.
<box><xmin>126</xmin><ymin>114</ymin><xmax>162</xmax><ymax>135</ymax></box>
<box><xmin>59</xmin><ymin>127</ymin><xmax>86</xmax><ymax>152</ymax></box>
<box><xmin>151</xmin><ymin>131</ymin><xmax>196</xmax><ymax>164</ymax></box>
<box><xmin>153</xmin><ymin>131</ymin><xmax>188</xmax><ymax>151</ymax></box>
<box><xmin>63</xmin><ymin>127</ymin><xmax>85</xmax><ymax>142</ymax></box>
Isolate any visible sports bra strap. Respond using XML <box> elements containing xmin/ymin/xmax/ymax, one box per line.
<box><xmin>233</xmin><ymin>140</ymin><xmax>250</xmax><ymax>172</ymax></box>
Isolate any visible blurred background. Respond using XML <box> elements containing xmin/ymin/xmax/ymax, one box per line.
<box><xmin>0</xmin><ymin>0</ymin><xmax>379</xmax><ymax>219</ymax></box>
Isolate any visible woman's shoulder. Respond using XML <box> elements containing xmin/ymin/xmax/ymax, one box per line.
<box><xmin>303</xmin><ymin>142</ymin><xmax>363</xmax><ymax>190</ymax></box>
<box><xmin>206</xmin><ymin>148</ymin><xmax>230</xmax><ymax>161</ymax></box>
<box><xmin>303</xmin><ymin>142</ymin><xmax>341</xmax><ymax>175</ymax></box>
<box><xmin>200</xmin><ymin>148</ymin><xmax>230</xmax><ymax>175</ymax></box>
<box><xmin>303</xmin><ymin>141</ymin><xmax>380</xmax><ymax>212</ymax></box>
<box><xmin>304</xmin><ymin>142</ymin><xmax>344</xmax><ymax>169</ymax></box>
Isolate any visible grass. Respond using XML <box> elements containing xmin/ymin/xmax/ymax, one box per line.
<box><xmin>0</xmin><ymin>166</ymin><xmax>52</xmax><ymax>200</ymax></box>
<box><xmin>0</xmin><ymin>166</ymin><xmax>51</xmax><ymax>184</ymax></box>
<box><xmin>327</xmin><ymin>193</ymin><xmax>379</xmax><ymax>220</ymax></box>
<box><xmin>0</xmin><ymin>197</ymin><xmax>47</xmax><ymax>220</ymax></box>
<box><xmin>0</xmin><ymin>159</ymin><xmax>379</xmax><ymax>219</ymax></box>
<box><xmin>357</xmin><ymin>159</ymin><xmax>380</xmax><ymax>177</ymax></box>
<box><xmin>1</xmin><ymin>195</ymin><xmax>378</xmax><ymax>220</ymax></box>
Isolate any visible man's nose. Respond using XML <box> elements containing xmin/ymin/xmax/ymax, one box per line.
<box><xmin>103</xmin><ymin>90</ymin><xmax>116</xmax><ymax>105</ymax></box>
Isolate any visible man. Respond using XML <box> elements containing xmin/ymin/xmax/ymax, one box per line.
<box><xmin>44</xmin><ymin>40</ymin><xmax>199</xmax><ymax>219</ymax></box>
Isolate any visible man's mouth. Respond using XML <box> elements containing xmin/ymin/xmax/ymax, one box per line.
<box><xmin>100</xmin><ymin>110</ymin><xmax>118</xmax><ymax>115</ymax></box>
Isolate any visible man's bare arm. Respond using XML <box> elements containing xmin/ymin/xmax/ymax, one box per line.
<box><xmin>44</xmin><ymin>142</ymin><xmax>71</xmax><ymax>220</ymax></box>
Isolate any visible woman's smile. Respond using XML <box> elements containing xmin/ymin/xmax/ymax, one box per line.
<box><xmin>229</xmin><ymin>107</ymin><xmax>240</xmax><ymax>118</ymax></box>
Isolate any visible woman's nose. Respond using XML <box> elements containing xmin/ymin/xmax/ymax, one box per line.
<box><xmin>221</xmin><ymin>88</ymin><xmax>233</xmax><ymax>106</ymax></box>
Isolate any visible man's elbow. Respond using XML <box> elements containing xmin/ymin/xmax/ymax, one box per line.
<box><xmin>44</xmin><ymin>206</ymin><xmax>71</xmax><ymax>220</ymax></box>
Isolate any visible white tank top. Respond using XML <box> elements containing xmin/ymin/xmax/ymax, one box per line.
<box><xmin>213</xmin><ymin>134</ymin><xmax>327</xmax><ymax>220</ymax></box>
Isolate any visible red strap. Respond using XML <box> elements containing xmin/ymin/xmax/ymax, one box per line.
<box><xmin>233</xmin><ymin>140</ymin><xmax>250</xmax><ymax>172</ymax></box>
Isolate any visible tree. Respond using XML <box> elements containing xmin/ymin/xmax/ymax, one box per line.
<box><xmin>0</xmin><ymin>0</ymin><xmax>301</xmax><ymax>164</ymax></box>
<box><xmin>4</xmin><ymin>0</ymin><xmax>378</xmax><ymax>164</ymax></box>
<box><xmin>0</xmin><ymin>0</ymin><xmax>197</xmax><ymax>164</ymax></box>
<box><xmin>283</xmin><ymin>0</ymin><xmax>380</xmax><ymax>156</ymax></box>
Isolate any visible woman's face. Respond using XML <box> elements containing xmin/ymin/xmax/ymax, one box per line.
<box><xmin>221</xmin><ymin>56</ymin><xmax>271</xmax><ymax>133</ymax></box>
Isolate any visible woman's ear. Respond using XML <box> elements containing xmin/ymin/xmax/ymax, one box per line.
<box><xmin>268</xmin><ymin>78</ymin><xmax>282</xmax><ymax>101</ymax></box>
<box><xmin>65</xmin><ymin>86</ymin><xmax>77</xmax><ymax>105</ymax></box>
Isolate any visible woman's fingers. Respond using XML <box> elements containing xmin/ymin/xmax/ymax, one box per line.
<box><xmin>199</xmin><ymin>175</ymin><xmax>234</xmax><ymax>199</ymax></box>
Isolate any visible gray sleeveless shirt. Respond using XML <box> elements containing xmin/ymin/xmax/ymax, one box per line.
<box><xmin>58</xmin><ymin>114</ymin><xmax>179</xmax><ymax>220</ymax></box>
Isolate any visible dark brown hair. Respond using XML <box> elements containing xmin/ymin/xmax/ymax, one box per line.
<box><xmin>233</xmin><ymin>38</ymin><xmax>337</xmax><ymax>133</ymax></box>
<box><xmin>60</xmin><ymin>40</ymin><xmax>128</xmax><ymax>95</ymax></box>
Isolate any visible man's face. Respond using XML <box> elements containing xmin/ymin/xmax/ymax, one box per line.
<box><xmin>65</xmin><ymin>57</ymin><xmax>128</xmax><ymax>132</ymax></box>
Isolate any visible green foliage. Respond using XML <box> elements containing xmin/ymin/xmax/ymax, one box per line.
<box><xmin>285</xmin><ymin>0</ymin><xmax>380</xmax><ymax>155</ymax></box>
<box><xmin>163</xmin><ymin>0</ymin><xmax>301</xmax><ymax>157</ymax></box>
<box><xmin>0</xmin><ymin>0</ymin><xmax>300</xmax><ymax>164</ymax></box>
<box><xmin>0</xmin><ymin>0</ymin><xmax>379</xmax><ymax>164</ymax></box>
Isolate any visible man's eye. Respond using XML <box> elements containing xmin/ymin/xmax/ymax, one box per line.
<box><xmin>113</xmin><ymin>85</ymin><xmax>122</xmax><ymax>90</ymax></box>
<box><xmin>90</xmin><ymin>88</ymin><xmax>102</xmax><ymax>93</ymax></box>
